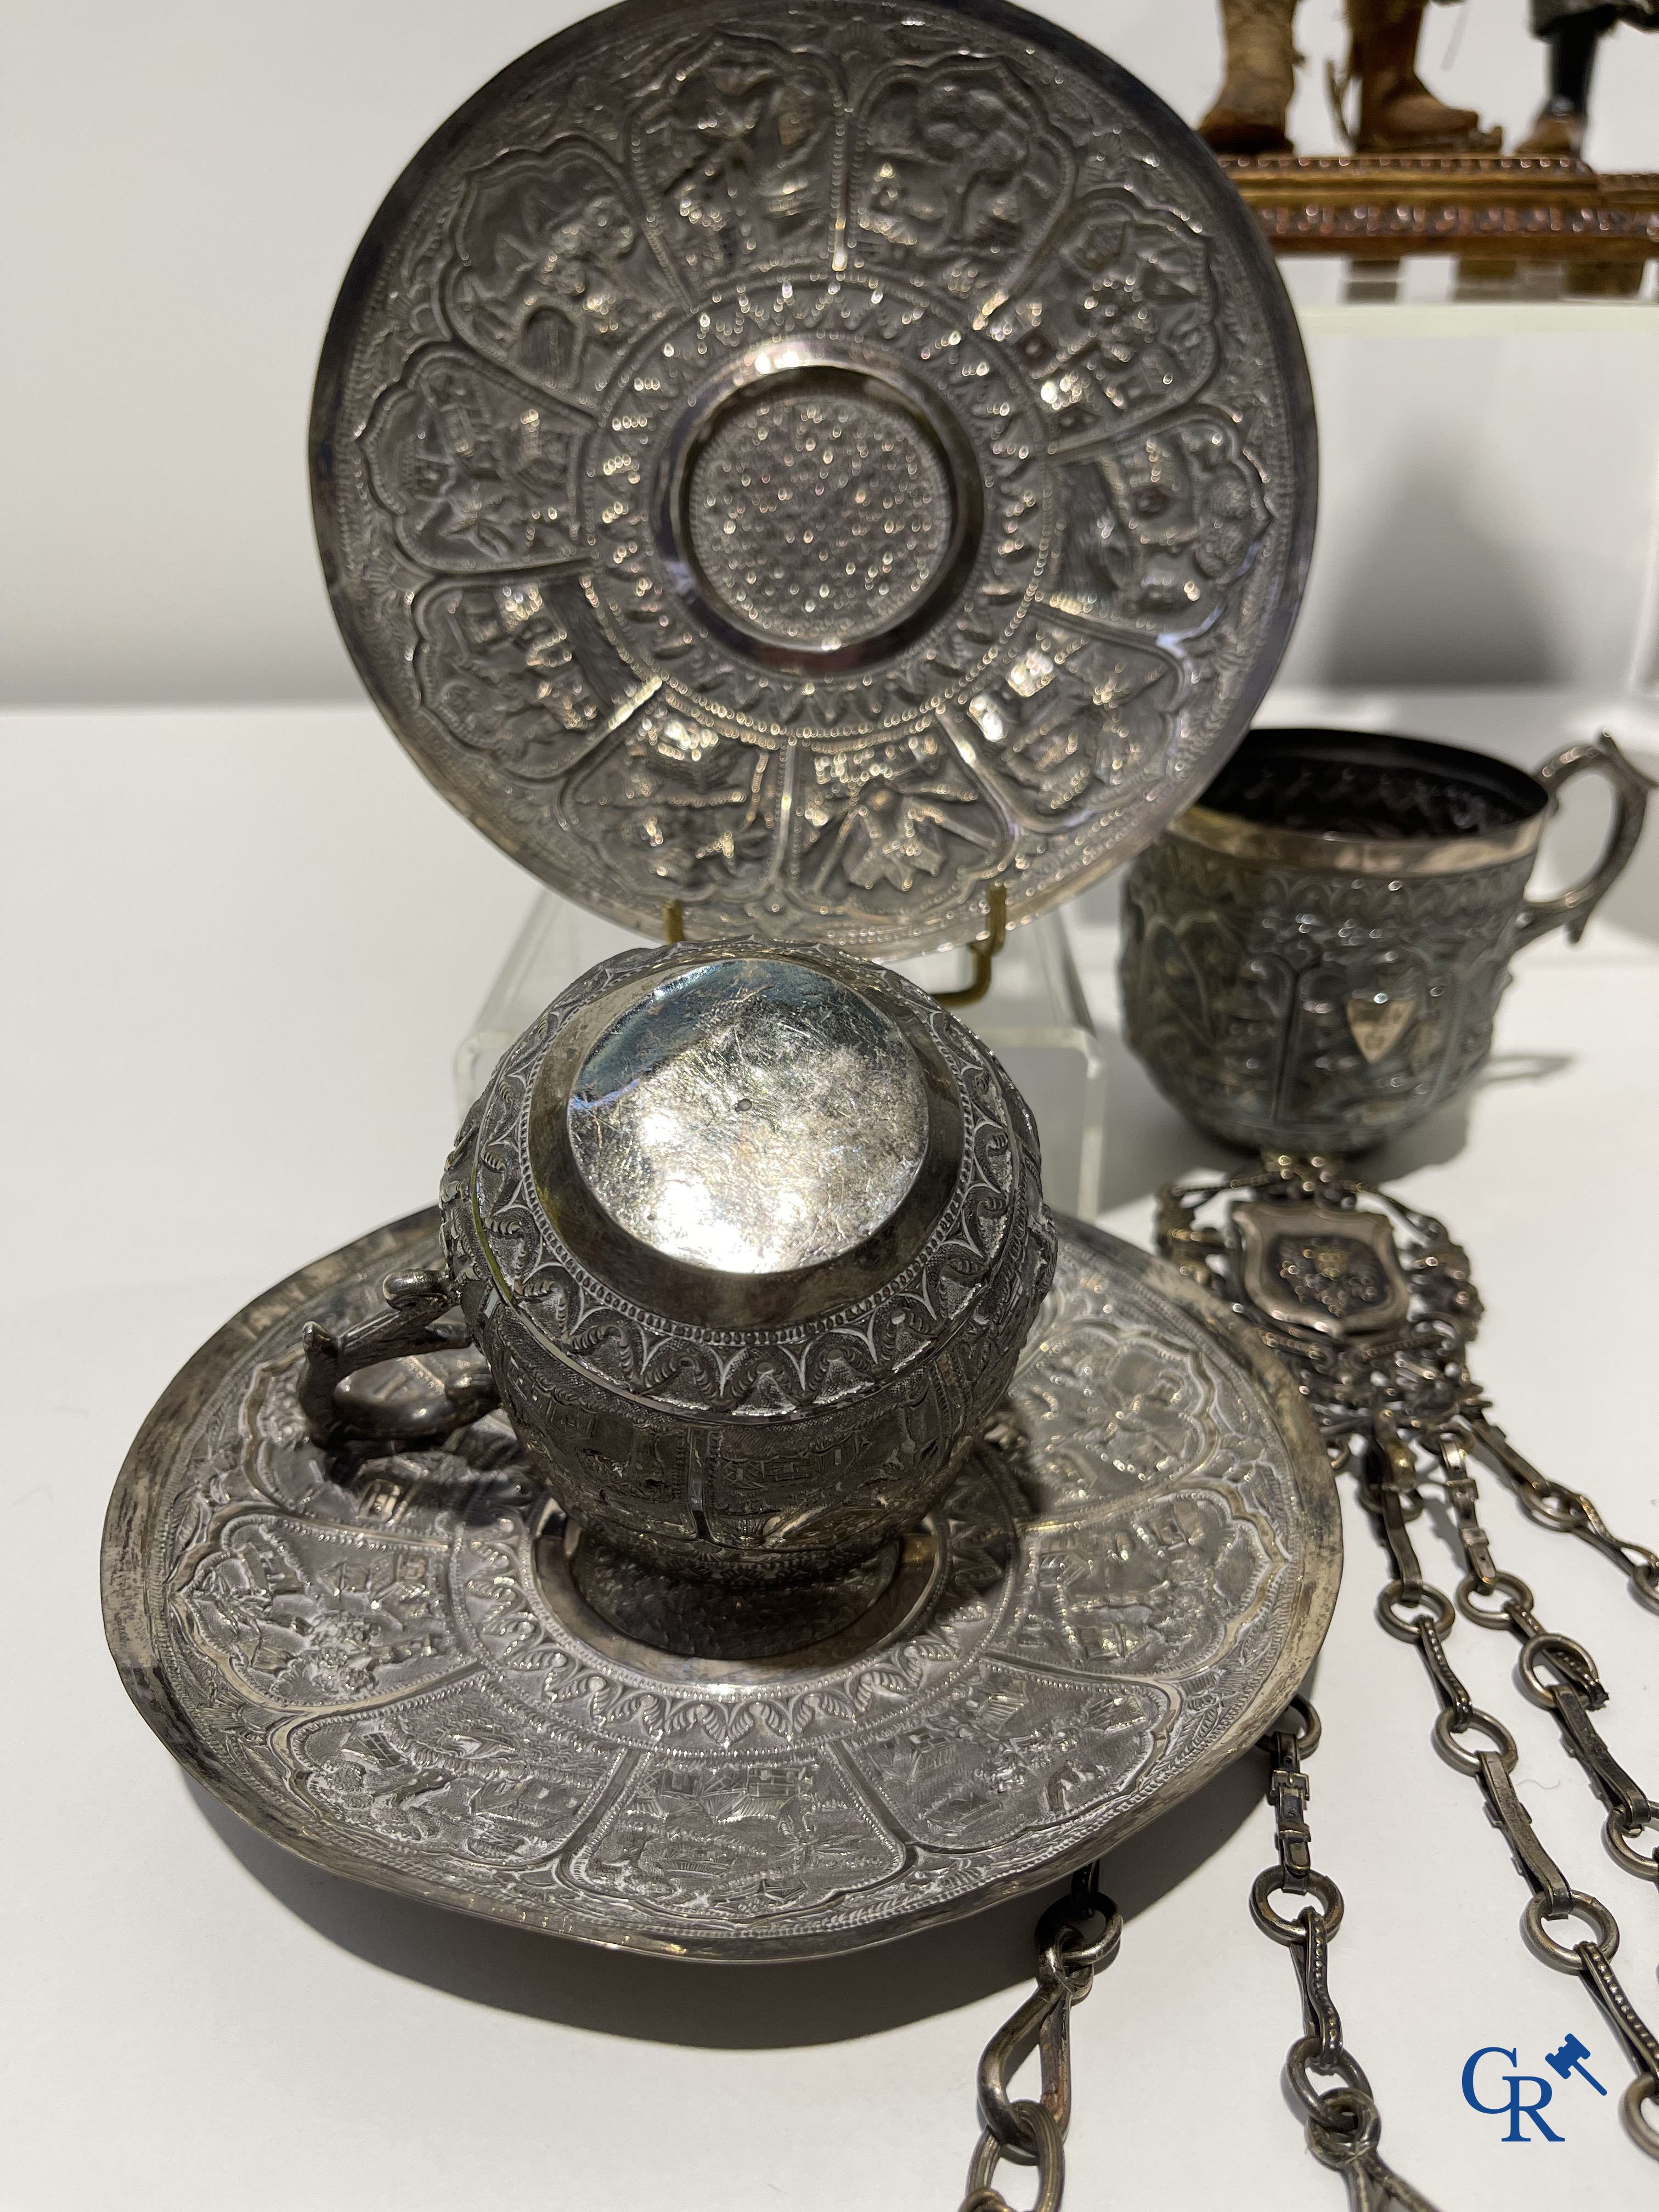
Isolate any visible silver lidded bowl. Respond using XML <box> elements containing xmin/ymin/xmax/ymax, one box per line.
<box><xmin>441</xmin><ymin>941</ymin><xmax>1054</xmax><ymax>1654</ymax></box>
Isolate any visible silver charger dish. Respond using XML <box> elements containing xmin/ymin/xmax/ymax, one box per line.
<box><xmin>102</xmin><ymin>1204</ymin><xmax>1338</xmax><ymax>1959</ymax></box>
<box><xmin>310</xmin><ymin>0</ymin><xmax>1316</xmax><ymax>956</ymax></box>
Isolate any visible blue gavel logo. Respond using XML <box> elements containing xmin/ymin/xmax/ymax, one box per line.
<box><xmin>1545</xmin><ymin>2033</ymin><xmax>1606</xmax><ymax>2096</ymax></box>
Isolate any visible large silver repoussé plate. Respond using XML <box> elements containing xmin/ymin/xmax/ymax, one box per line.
<box><xmin>103</xmin><ymin>1213</ymin><xmax>1339</xmax><ymax>1960</ymax></box>
<box><xmin>311</xmin><ymin>0</ymin><xmax>1316</xmax><ymax>956</ymax></box>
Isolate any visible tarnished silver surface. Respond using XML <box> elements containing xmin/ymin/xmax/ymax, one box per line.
<box><xmin>447</xmin><ymin>940</ymin><xmax>1053</xmax><ymax>1602</ymax></box>
<box><xmin>685</xmin><ymin>381</ymin><xmax>954</xmax><ymax>651</ymax></box>
<box><xmin>103</xmin><ymin>1210</ymin><xmax>1339</xmax><ymax>1959</ymax></box>
<box><xmin>1234</xmin><ymin>1202</ymin><xmax>1411</xmax><ymax>1341</ymax></box>
<box><xmin>311</xmin><ymin>0</ymin><xmax>1316</xmax><ymax>956</ymax></box>
<box><xmin>566</xmin><ymin>956</ymin><xmax>929</xmax><ymax>1273</ymax></box>
<box><xmin>1160</xmin><ymin>1158</ymin><xmax>1659</xmax><ymax>2165</ymax></box>
<box><xmin>1120</xmin><ymin>729</ymin><xmax>1652</xmax><ymax>1154</ymax></box>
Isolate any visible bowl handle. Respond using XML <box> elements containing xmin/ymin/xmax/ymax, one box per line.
<box><xmin>1513</xmin><ymin>732</ymin><xmax>1654</xmax><ymax>952</ymax></box>
<box><xmin>298</xmin><ymin>1265</ymin><xmax>493</xmax><ymax>1445</ymax></box>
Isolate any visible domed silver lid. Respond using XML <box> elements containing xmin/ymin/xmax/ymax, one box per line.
<box><xmin>312</xmin><ymin>0</ymin><xmax>1315</xmax><ymax>956</ymax></box>
<box><xmin>564</xmin><ymin>956</ymin><xmax>930</xmax><ymax>1276</ymax></box>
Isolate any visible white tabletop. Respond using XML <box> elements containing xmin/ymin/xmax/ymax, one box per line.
<box><xmin>2</xmin><ymin>695</ymin><xmax>1656</xmax><ymax>2212</ymax></box>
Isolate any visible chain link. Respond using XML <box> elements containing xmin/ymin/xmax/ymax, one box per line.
<box><xmin>1470</xmin><ymin>1417</ymin><xmax>1659</xmax><ymax>1612</ymax></box>
<box><xmin>1355</xmin><ymin>1438</ymin><xmax>1659</xmax><ymax>2160</ymax></box>
<box><xmin>1158</xmin><ymin>1154</ymin><xmax>1659</xmax><ymax>2171</ymax></box>
<box><xmin>1159</xmin><ymin>1157</ymin><xmax>1659</xmax><ymax>1878</ymax></box>
<box><xmin>1427</xmin><ymin>1432</ymin><xmax>1659</xmax><ymax>1883</ymax></box>
<box><xmin>957</xmin><ymin>1865</ymin><xmax>1122</xmax><ymax>2212</ymax></box>
<box><xmin>1251</xmin><ymin>1697</ymin><xmax>1443</xmax><ymax>2212</ymax></box>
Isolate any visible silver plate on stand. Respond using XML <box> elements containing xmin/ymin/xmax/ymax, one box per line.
<box><xmin>103</xmin><ymin>1211</ymin><xmax>1338</xmax><ymax>1960</ymax></box>
<box><xmin>311</xmin><ymin>0</ymin><xmax>1315</xmax><ymax>957</ymax></box>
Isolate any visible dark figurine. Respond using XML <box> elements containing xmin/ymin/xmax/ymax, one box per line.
<box><xmin>1516</xmin><ymin>0</ymin><xmax>1659</xmax><ymax>161</ymax></box>
<box><xmin>1200</xmin><ymin>0</ymin><xmax>1500</xmax><ymax>155</ymax></box>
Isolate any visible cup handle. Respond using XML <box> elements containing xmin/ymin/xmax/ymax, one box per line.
<box><xmin>298</xmin><ymin>1264</ymin><xmax>494</xmax><ymax>1445</ymax></box>
<box><xmin>1511</xmin><ymin>732</ymin><xmax>1654</xmax><ymax>953</ymax></box>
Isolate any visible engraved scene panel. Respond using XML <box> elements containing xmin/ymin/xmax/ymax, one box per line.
<box><xmin>849</xmin><ymin>55</ymin><xmax>1074</xmax><ymax>309</ymax></box>
<box><xmin>957</xmin><ymin>624</ymin><xmax>1178</xmax><ymax>825</ymax></box>
<box><xmin>629</xmin><ymin>32</ymin><xmax>844</xmax><ymax>282</ymax></box>
<box><xmin>851</xmin><ymin>1661</ymin><xmax>1171</xmax><ymax>1851</ymax></box>
<box><xmin>176</xmin><ymin>1513</ymin><xmax>460</xmax><ymax>1710</ymax></box>
<box><xmin>563</xmin><ymin>704</ymin><xmax>782</xmax><ymax>905</ymax></box>
<box><xmin>413</xmin><ymin>574</ymin><xmax>636</xmax><ymax>777</ymax></box>
<box><xmin>567</xmin><ymin>1750</ymin><xmax>906</xmax><ymax>1922</ymax></box>
<box><xmin>360</xmin><ymin>348</ymin><xmax>589</xmax><ymax>572</ymax></box>
<box><xmin>447</xmin><ymin>142</ymin><xmax>669</xmax><ymax>408</ymax></box>
<box><xmin>289</xmin><ymin>1680</ymin><xmax>624</xmax><ymax>1882</ymax></box>
<box><xmin>1048</xmin><ymin>413</ymin><xmax>1271</xmax><ymax>642</ymax></box>
<box><xmin>993</xmin><ymin>189</ymin><xmax>1220</xmax><ymax>446</ymax></box>
<box><xmin>787</xmin><ymin>726</ymin><xmax>1010</xmax><ymax>926</ymax></box>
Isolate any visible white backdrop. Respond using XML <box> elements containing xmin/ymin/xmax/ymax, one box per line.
<box><xmin>3</xmin><ymin>0</ymin><xmax>1659</xmax><ymax>704</ymax></box>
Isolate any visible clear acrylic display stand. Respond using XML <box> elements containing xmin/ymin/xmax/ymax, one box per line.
<box><xmin>455</xmin><ymin>895</ymin><xmax>1106</xmax><ymax>1217</ymax></box>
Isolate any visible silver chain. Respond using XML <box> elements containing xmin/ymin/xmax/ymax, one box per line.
<box><xmin>1252</xmin><ymin>1696</ymin><xmax>1442</xmax><ymax>2212</ymax></box>
<box><xmin>1466</xmin><ymin>1415</ymin><xmax>1659</xmax><ymax>1610</ymax></box>
<box><xmin>1356</xmin><ymin>1411</ymin><xmax>1658</xmax><ymax>1886</ymax></box>
<box><xmin>1425</xmin><ymin>1429</ymin><xmax>1656</xmax><ymax>1884</ymax></box>
<box><xmin>1158</xmin><ymin>1153</ymin><xmax>1659</xmax><ymax>2166</ymax></box>
<box><xmin>1364</xmin><ymin>1430</ymin><xmax>1659</xmax><ymax>2158</ymax></box>
<box><xmin>957</xmin><ymin>1866</ymin><xmax>1122</xmax><ymax>2212</ymax></box>
<box><xmin>1157</xmin><ymin>1155</ymin><xmax>1658</xmax><ymax>1611</ymax></box>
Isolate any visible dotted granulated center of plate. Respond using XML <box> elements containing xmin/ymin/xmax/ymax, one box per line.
<box><xmin>688</xmin><ymin>387</ymin><xmax>952</xmax><ymax>647</ymax></box>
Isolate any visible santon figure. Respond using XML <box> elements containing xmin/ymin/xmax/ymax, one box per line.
<box><xmin>1200</xmin><ymin>0</ymin><xmax>1499</xmax><ymax>155</ymax></box>
<box><xmin>1515</xmin><ymin>1</ymin><xmax>1659</xmax><ymax>160</ymax></box>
